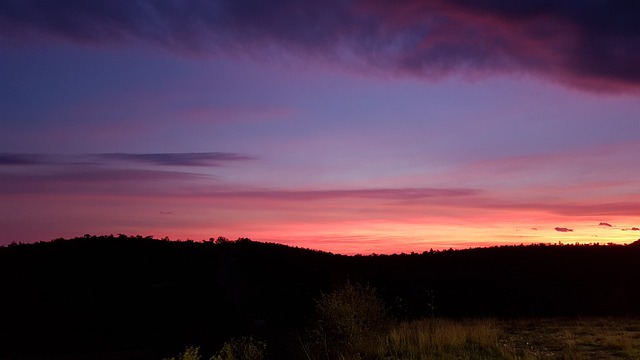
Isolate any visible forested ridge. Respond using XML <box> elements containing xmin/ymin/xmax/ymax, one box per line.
<box><xmin>1</xmin><ymin>235</ymin><xmax>639</xmax><ymax>359</ymax></box>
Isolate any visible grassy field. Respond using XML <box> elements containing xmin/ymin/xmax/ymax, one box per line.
<box><xmin>164</xmin><ymin>317</ymin><xmax>640</xmax><ymax>360</ymax></box>
<box><xmin>499</xmin><ymin>318</ymin><xmax>640</xmax><ymax>360</ymax></box>
<box><xmin>164</xmin><ymin>283</ymin><xmax>640</xmax><ymax>359</ymax></box>
<box><xmin>372</xmin><ymin>317</ymin><xmax>640</xmax><ymax>360</ymax></box>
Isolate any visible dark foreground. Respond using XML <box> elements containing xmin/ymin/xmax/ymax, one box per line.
<box><xmin>1</xmin><ymin>235</ymin><xmax>639</xmax><ymax>359</ymax></box>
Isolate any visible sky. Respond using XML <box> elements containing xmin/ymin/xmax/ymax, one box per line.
<box><xmin>1</xmin><ymin>0</ymin><xmax>639</xmax><ymax>254</ymax></box>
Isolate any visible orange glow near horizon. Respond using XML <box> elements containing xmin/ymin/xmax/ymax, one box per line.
<box><xmin>247</xmin><ymin>218</ymin><xmax>640</xmax><ymax>254</ymax></box>
<box><xmin>146</xmin><ymin>210</ymin><xmax>640</xmax><ymax>255</ymax></box>
<box><xmin>3</xmin><ymin>191</ymin><xmax>639</xmax><ymax>255</ymax></box>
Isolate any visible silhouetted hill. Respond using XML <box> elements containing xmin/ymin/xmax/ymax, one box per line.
<box><xmin>1</xmin><ymin>235</ymin><xmax>639</xmax><ymax>359</ymax></box>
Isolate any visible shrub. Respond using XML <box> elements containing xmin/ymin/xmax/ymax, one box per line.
<box><xmin>307</xmin><ymin>281</ymin><xmax>387</xmax><ymax>360</ymax></box>
<box><xmin>163</xmin><ymin>345</ymin><xmax>202</xmax><ymax>360</ymax></box>
<box><xmin>211</xmin><ymin>337</ymin><xmax>266</xmax><ymax>360</ymax></box>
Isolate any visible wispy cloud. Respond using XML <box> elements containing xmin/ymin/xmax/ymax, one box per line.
<box><xmin>555</xmin><ymin>227</ymin><xmax>573</xmax><ymax>232</ymax></box>
<box><xmin>0</xmin><ymin>152</ymin><xmax>254</xmax><ymax>167</ymax></box>
<box><xmin>93</xmin><ymin>152</ymin><xmax>255</xmax><ymax>166</ymax></box>
<box><xmin>1</xmin><ymin>1</ymin><xmax>639</xmax><ymax>91</ymax></box>
<box><xmin>622</xmin><ymin>227</ymin><xmax>640</xmax><ymax>231</ymax></box>
<box><xmin>0</xmin><ymin>168</ymin><xmax>210</xmax><ymax>195</ymax></box>
<box><xmin>212</xmin><ymin>187</ymin><xmax>481</xmax><ymax>201</ymax></box>
<box><xmin>0</xmin><ymin>152</ymin><xmax>251</xmax><ymax>195</ymax></box>
<box><xmin>0</xmin><ymin>153</ymin><xmax>50</xmax><ymax>165</ymax></box>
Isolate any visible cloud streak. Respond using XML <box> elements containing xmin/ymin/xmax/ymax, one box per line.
<box><xmin>554</xmin><ymin>227</ymin><xmax>573</xmax><ymax>232</ymax></box>
<box><xmin>213</xmin><ymin>187</ymin><xmax>481</xmax><ymax>201</ymax></box>
<box><xmin>0</xmin><ymin>168</ymin><xmax>210</xmax><ymax>195</ymax></box>
<box><xmin>0</xmin><ymin>152</ymin><xmax>254</xmax><ymax>167</ymax></box>
<box><xmin>94</xmin><ymin>152</ymin><xmax>255</xmax><ymax>166</ymax></box>
<box><xmin>1</xmin><ymin>0</ymin><xmax>639</xmax><ymax>91</ymax></box>
<box><xmin>3</xmin><ymin>150</ymin><xmax>639</xmax><ymax>220</ymax></box>
<box><xmin>0</xmin><ymin>152</ymin><xmax>251</xmax><ymax>195</ymax></box>
<box><xmin>0</xmin><ymin>153</ymin><xmax>50</xmax><ymax>165</ymax></box>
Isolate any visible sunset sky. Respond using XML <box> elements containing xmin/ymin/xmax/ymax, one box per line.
<box><xmin>1</xmin><ymin>0</ymin><xmax>639</xmax><ymax>254</ymax></box>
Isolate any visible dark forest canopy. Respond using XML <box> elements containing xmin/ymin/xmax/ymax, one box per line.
<box><xmin>1</xmin><ymin>235</ymin><xmax>640</xmax><ymax>359</ymax></box>
<box><xmin>5</xmin><ymin>232</ymin><xmax>640</xmax><ymax>252</ymax></box>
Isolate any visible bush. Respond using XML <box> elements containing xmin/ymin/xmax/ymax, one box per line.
<box><xmin>307</xmin><ymin>281</ymin><xmax>387</xmax><ymax>360</ymax></box>
<box><xmin>211</xmin><ymin>337</ymin><xmax>266</xmax><ymax>360</ymax></box>
<box><xmin>164</xmin><ymin>338</ymin><xmax>265</xmax><ymax>360</ymax></box>
<box><xmin>163</xmin><ymin>345</ymin><xmax>202</xmax><ymax>360</ymax></box>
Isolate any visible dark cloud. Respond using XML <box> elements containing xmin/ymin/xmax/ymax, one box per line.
<box><xmin>598</xmin><ymin>222</ymin><xmax>613</xmax><ymax>227</ymax></box>
<box><xmin>212</xmin><ymin>187</ymin><xmax>480</xmax><ymax>201</ymax></box>
<box><xmin>94</xmin><ymin>152</ymin><xmax>254</xmax><ymax>166</ymax></box>
<box><xmin>0</xmin><ymin>153</ymin><xmax>49</xmax><ymax>165</ymax></box>
<box><xmin>555</xmin><ymin>227</ymin><xmax>573</xmax><ymax>232</ymax></box>
<box><xmin>0</xmin><ymin>152</ymin><xmax>241</xmax><ymax>195</ymax></box>
<box><xmin>1</xmin><ymin>0</ymin><xmax>639</xmax><ymax>90</ymax></box>
<box><xmin>0</xmin><ymin>152</ymin><xmax>254</xmax><ymax>167</ymax></box>
<box><xmin>622</xmin><ymin>227</ymin><xmax>640</xmax><ymax>231</ymax></box>
<box><xmin>0</xmin><ymin>167</ymin><xmax>209</xmax><ymax>195</ymax></box>
<box><xmin>160</xmin><ymin>211</ymin><xmax>175</xmax><ymax>215</ymax></box>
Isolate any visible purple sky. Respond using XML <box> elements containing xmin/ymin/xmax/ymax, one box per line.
<box><xmin>1</xmin><ymin>0</ymin><xmax>640</xmax><ymax>254</ymax></box>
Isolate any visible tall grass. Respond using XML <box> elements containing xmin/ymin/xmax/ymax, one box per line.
<box><xmin>164</xmin><ymin>338</ymin><xmax>266</xmax><ymax>360</ymax></box>
<box><xmin>165</xmin><ymin>317</ymin><xmax>640</xmax><ymax>360</ymax></box>
<box><xmin>376</xmin><ymin>318</ymin><xmax>507</xmax><ymax>360</ymax></box>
